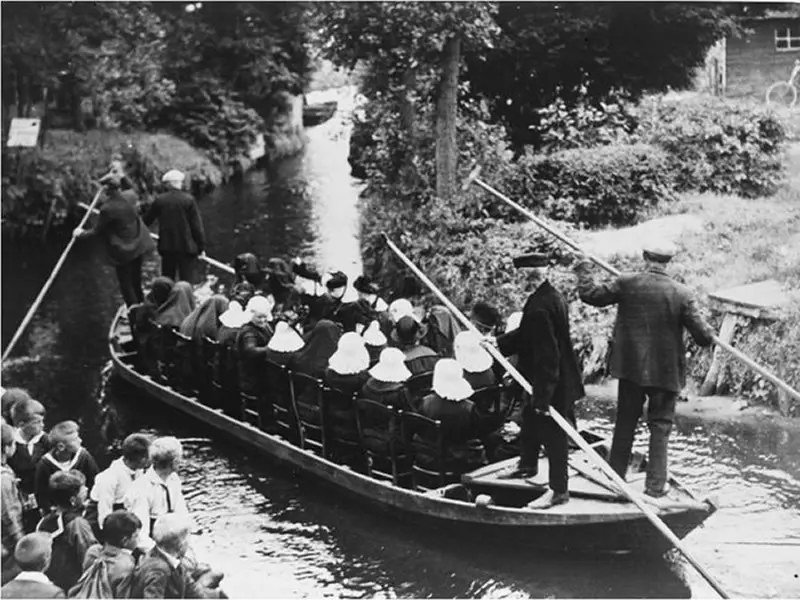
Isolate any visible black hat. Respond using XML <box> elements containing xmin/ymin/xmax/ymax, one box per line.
<box><xmin>470</xmin><ymin>301</ymin><xmax>501</xmax><ymax>332</ymax></box>
<box><xmin>391</xmin><ymin>315</ymin><xmax>428</xmax><ymax>345</ymax></box>
<box><xmin>513</xmin><ymin>252</ymin><xmax>552</xmax><ymax>269</ymax></box>
<box><xmin>353</xmin><ymin>275</ymin><xmax>379</xmax><ymax>295</ymax></box>
<box><xmin>326</xmin><ymin>271</ymin><xmax>348</xmax><ymax>290</ymax></box>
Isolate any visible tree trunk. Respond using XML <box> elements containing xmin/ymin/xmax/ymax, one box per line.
<box><xmin>435</xmin><ymin>34</ymin><xmax>460</xmax><ymax>203</ymax></box>
<box><xmin>399</xmin><ymin>64</ymin><xmax>419</xmax><ymax>190</ymax></box>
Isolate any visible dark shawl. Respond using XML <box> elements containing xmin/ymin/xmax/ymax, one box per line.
<box><xmin>156</xmin><ymin>281</ymin><xmax>196</xmax><ymax>328</ymax></box>
<box><xmin>180</xmin><ymin>295</ymin><xmax>229</xmax><ymax>344</ymax></box>
<box><xmin>289</xmin><ymin>319</ymin><xmax>341</xmax><ymax>378</ymax></box>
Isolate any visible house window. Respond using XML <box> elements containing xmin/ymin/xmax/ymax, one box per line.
<box><xmin>775</xmin><ymin>26</ymin><xmax>800</xmax><ymax>51</ymax></box>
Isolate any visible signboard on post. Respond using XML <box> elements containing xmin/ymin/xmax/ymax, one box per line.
<box><xmin>6</xmin><ymin>118</ymin><xmax>41</xmax><ymax>147</ymax></box>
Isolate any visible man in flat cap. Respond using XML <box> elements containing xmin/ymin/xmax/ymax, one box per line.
<box><xmin>574</xmin><ymin>241</ymin><xmax>714</xmax><ymax>501</ymax></box>
<box><xmin>144</xmin><ymin>169</ymin><xmax>206</xmax><ymax>283</ymax></box>
<box><xmin>490</xmin><ymin>252</ymin><xmax>584</xmax><ymax>508</ymax></box>
<box><xmin>1</xmin><ymin>533</ymin><xmax>64</xmax><ymax>598</ymax></box>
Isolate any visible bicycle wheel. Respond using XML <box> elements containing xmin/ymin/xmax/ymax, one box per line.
<box><xmin>766</xmin><ymin>81</ymin><xmax>797</xmax><ymax>108</ymax></box>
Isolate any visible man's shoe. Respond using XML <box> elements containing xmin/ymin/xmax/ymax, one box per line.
<box><xmin>525</xmin><ymin>490</ymin><xmax>569</xmax><ymax>509</ymax></box>
<box><xmin>644</xmin><ymin>482</ymin><xmax>671</xmax><ymax>498</ymax></box>
<box><xmin>497</xmin><ymin>464</ymin><xmax>538</xmax><ymax>480</ymax></box>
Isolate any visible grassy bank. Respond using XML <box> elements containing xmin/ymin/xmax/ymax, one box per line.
<box><xmin>2</xmin><ymin>129</ymin><xmax>223</xmax><ymax>237</ymax></box>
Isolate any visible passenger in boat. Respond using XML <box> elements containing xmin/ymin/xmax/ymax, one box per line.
<box><xmin>325</xmin><ymin>332</ymin><xmax>371</xmax><ymax>395</ymax></box>
<box><xmin>143</xmin><ymin>169</ymin><xmax>206</xmax><ymax>284</ymax></box>
<box><xmin>72</xmin><ymin>171</ymin><xmax>156</xmax><ymax>307</ymax></box>
<box><xmin>453</xmin><ymin>331</ymin><xmax>496</xmax><ymax>390</ymax></box>
<box><xmin>179</xmin><ymin>295</ymin><xmax>230</xmax><ymax>368</ymax></box>
<box><xmin>290</xmin><ymin>319</ymin><xmax>341</xmax><ymax>378</ymax></box>
<box><xmin>123</xmin><ymin>437</ymin><xmax>189</xmax><ymax>551</ymax></box>
<box><xmin>130</xmin><ymin>513</ymin><xmax>224</xmax><ymax>599</ymax></box>
<box><xmin>2</xmin><ymin>423</ymin><xmax>24</xmax><ymax>585</ymax></box>
<box><xmin>574</xmin><ymin>241</ymin><xmax>714</xmax><ymax>500</ymax></box>
<box><xmin>392</xmin><ymin>316</ymin><xmax>439</xmax><ymax>376</ymax></box>
<box><xmin>387</xmin><ymin>298</ymin><xmax>415</xmax><ymax>326</ymax></box>
<box><xmin>303</xmin><ymin>271</ymin><xmax>349</xmax><ymax>331</ymax></box>
<box><xmin>335</xmin><ymin>298</ymin><xmax>374</xmax><ymax>334</ymax></box>
<box><xmin>470</xmin><ymin>301</ymin><xmax>503</xmax><ymax>337</ymax></box>
<box><xmin>422</xmin><ymin>305</ymin><xmax>463</xmax><ymax>358</ymax></box>
<box><xmin>1</xmin><ymin>533</ymin><xmax>63</xmax><ymax>599</ymax></box>
<box><xmin>353</xmin><ymin>275</ymin><xmax>388</xmax><ymax>313</ymax></box>
<box><xmin>81</xmin><ymin>511</ymin><xmax>142</xmax><ymax>598</ymax></box>
<box><xmin>236</xmin><ymin>296</ymin><xmax>276</xmax><ymax>396</ymax></box>
<box><xmin>34</xmin><ymin>422</ymin><xmax>99</xmax><ymax>514</ymax></box>
<box><xmin>7</xmin><ymin>398</ymin><xmax>49</xmax><ymax>531</ymax></box>
<box><xmin>264</xmin><ymin>258</ymin><xmax>299</xmax><ymax>309</ymax></box>
<box><xmin>361</xmin><ymin>320</ymin><xmax>387</xmax><ymax>366</ymax></box>
<box><xmin>86</xmin><ymin>433</ymin><xmax>151</xmax><ymax>541</ymax></box>
<box><xmin>491</xmin><ymin>252</ymin><xmax>584</xmax><ymax>509</ymax></box>
<box><xmin>36</xmin><ymin>471</ymin><xmax>97</xmax><ymax>592</ymax></box>
<box><xmin>155</xmin><ymin>281</ymin><xmax>196</xmax><ymax>329</ymax></box>
<box><xmin>265</xmin><ymin>321</ymin><xmax>305</xmax><ymax>366</ymax></box>
<box><xmin>233</xmin><ymin>253</ymin><xmax>264</xmax><ymax>288</ymax></box>
<box><xmin>361</xmin><ymin>348</ymin><xmax>412</xmax><ymax>410</ymax></box>
<box><xmin>414</xmin><ymin>359</ymin><xmax>488</xmax><ymax>471</ymax></box>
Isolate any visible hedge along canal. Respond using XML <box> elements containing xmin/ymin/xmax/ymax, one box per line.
<box><xmin>1</xmin><ymin>87</ymin><xmax>799</xmax><ymax>597</ymax></box>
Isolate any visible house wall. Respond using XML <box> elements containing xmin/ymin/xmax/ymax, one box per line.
<box><xmin>726</xmin><ymin>18</ymin><xmax>800</xmax><ymax>99</ymax></box>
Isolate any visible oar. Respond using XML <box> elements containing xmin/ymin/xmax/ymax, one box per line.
<box><xmin>382</xmin><ymin>234</ymin><xmax>731</xmax><ymax>599</ymax></box>
<box><xmin>462</xmin><ymin>166</ymin><xmax>800</xmax><ymax>405</ymax></box>
<box><xmin>76</xmin><ymin>201</ymin><xmax>235</xmax><ymax>275</ymax></box>
<box><xmin>2</xmin><ymin>184</ymin><xmax>105</xmax><ymax>363</ymax></box>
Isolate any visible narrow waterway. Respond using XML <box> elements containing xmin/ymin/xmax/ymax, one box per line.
<box><xmin>2</xmin><ymin>88</ymin><xmax>799</xmax><ymax>598</ymax></box>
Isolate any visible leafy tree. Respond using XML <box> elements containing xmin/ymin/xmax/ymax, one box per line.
<box><xmin>464</xmin><ymin>2</ymin><xmax>738</xmax><ymax>150</ymax></box>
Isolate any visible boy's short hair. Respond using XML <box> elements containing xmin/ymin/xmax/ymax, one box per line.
<box><xmin>2</xmin><ymin>388</ymin><xmax>32</xmax><ymax>421</ymax></box>
<box><xmin>10</xmin><ymin>397</ymin><xmax>45</xmax><ymax>427</ymax></box>
<box><xmin>1</xmin><ymin>422</ymin><xmax>15</xmax><ymax>447</ymax></box>
<box><xmin>121</xmin><ymin>433</ymin><xmax>151</xmax><ymax>463</ymax></box>
<box><xmin>149</xmin><ymin>436</ymin><xmax>183</xmax><ymax>470</ymax></box>
<box><xmin>48</xmin><ymin>470</ymin><xmax>86</xmax><ymax>508</ymax></box>
<box><xmin>102</xmin><ymin>511</ymin><xmax>142</xmax><ymax>547</ymax></box>
<box><xmin>48</xmin><ymin>420</ymin><xmax>80</xmax><ymax>445</ymax></box>
<box><xmin>15</xmin><ymin>532</ymin><xmax>52</xmax><ymax>572</ymax></box>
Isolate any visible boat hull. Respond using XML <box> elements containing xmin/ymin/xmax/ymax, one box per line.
<box><xmin>108</xmin><ymin>308</ymin><xmax>715</xmax><ymax>554</ymax></box>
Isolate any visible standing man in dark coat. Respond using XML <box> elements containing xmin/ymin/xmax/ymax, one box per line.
<box><xmin>492</xmin><ymin>253</ymin><xmax>585</xmax><ymax>508</ymax></box>
<box><xmin>144</xmin><ymin>170</ymin><xmax>206</xmax><ymax>283</ymax></box>
<box><xmin>574</xmin><ymin>241</ymin><xmax>714</xmax><ymax>500</ymax></box>
<box><xmin>73</xmin><ymin>173</ymin><xmax>155</xmax><ymax>307</ymax></box>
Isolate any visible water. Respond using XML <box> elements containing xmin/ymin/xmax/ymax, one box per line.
<box><xmin>2</xmin><ymin>89</ymin><xmax>799</xmax><ymax>598</ymax></box>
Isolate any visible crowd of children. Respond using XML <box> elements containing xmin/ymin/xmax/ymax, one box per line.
<box><xmin>0</xmin><ymin>389</ymin><xmax>225</xmax><ymax>599</ymax></box>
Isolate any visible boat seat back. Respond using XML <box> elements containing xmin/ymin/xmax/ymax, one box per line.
<box><xmin>202</xmin><ymin>336</ymin><xmax>221</xmax><ymax>407</ymax></box>
<box><xmin>354</xmin><ymin>398</ymin><xmax>411</xmax><ymax>487</ymax></box>
<box><xmin>240</xmin><ymin>391</ymin><xmax>262</xmax><ymax>428</ymax></box>
<box><xmin>400</xmin><ymin>411</ymin><xmax>460</xmax><ymax>491</ymax></box>
<box><xmin>405</xmin><ymin>371</ymin><xmax>434</xmax><ymax>402</ymax></box>
<box><xmin>165</xmin><ymin>329</ymin><xmax>196</xmax><ymax>396</ymax></box>
<box><xmin>290</xmin><ymin>371</ymin><xmax>327</xmax><ymax>456</ymax></box>
<box><xmin>321</xmin><ymin>386</ymin><xmax>364</xmax><ymax>468</ymax></box>
<box><xmin>265</xmin><ymin>360</ymin><xmax>301</xmax><ymax>444</ymax></box>
<box><xmin>471</xmin><ymin>384</ymin><xmax>505</xmax><ymax>415</ymax></box>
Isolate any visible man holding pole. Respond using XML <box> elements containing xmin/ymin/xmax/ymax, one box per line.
<box><xmin>144</xmin><ymin>170</ymin><xmax>206</xmax><ymax>283</ymax></box>
<box><xmin>491</xmin><ymin>252</ymin><xmax>585</xmax><ymax>509</ymax></box>
<box><xmin>574</xmin><ymin>241</ymin><xmax>714</xmax><ymax>501</ymax></box>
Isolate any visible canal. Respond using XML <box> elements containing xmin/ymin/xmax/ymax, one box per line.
<box><xmin>2</xmin><ymin>89</ymin><xmax>799</xmax><ymax>598</ymax></box>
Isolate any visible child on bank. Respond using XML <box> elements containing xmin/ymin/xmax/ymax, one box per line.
<box><xmin>78</xmin><ymin>511</ymin><xmax>142</xmax><ymax>598</ymax></box>
<box><xmin>8</xmin><ymin>398</ymin><xmax>50</xmax><ymax>531</ymax></box>
<box><xmin>1</xmin><ymin>423</ymin><xmax>24</xmax><ymax>585</ymax></box>
<box><xmin>34</xmin><ymin>421</ymin><xmax>99</xmax><ymax>514</ymax></box>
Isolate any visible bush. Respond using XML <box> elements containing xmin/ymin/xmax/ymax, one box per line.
<box><xmin>637</xmin><ymin>96</ymin><xmax>786</xmax><ymax>198</ymax></box>
<box><xmin>505</xmin><ymin>143</ymin><xmax>675</xmax><ymax>228</ymax></box>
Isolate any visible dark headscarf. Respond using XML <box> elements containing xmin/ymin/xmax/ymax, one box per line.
<box><xmin>265</xmin><ymin>258</ymin><xmax>295</xmax><ymax>299</ymax></box>
<box><xmin>234</xmin><ymin>253</ymin><xmax>263</xmax><ymax>287</ymax></box>
<box><xmin>156</xmin><ymin>281</ymin><xmax>196</xmax><ymax>327</ymax></box>
<box><xmin>229</xmin><ymin>281</ymin><xmax>256</xmax><ymax>308</ymax></box>
<box><xmin>147</xmin><ymin>277</ymin><xmax>174</xmax><ymax>308</ymax></box>
<box><xmin>424</xmin><ymin>305</ymin><xmax>464</xmax><ymax>358</ymax></box>
<box><xmin>180</xmin><ymin>294</ymin><xmax>229</xmax><ymax>343</ymax></box>
<box><xmin>290</xmin><ymin>319</ymin><xmax>341</xmax><ymax>377</ymax></box>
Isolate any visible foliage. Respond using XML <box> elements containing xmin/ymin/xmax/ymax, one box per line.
<box><xmin>463</xmin><ymin>3</ymin><xmax>738</xmax><ymax>151</ymax></box>
<box><xmin>502</xmin><ymin>143</ymin><xmax>675</xmax><ymax>228</ymax></box>
<box><xmin>636</xmin><ymin>96</ymin><xmax>787</xmax><ymax>198</ymax></box>
<box><xmin>1</xmin><ymin>130</ymin><xmax>222</xmax><ymax>236</ymax></box>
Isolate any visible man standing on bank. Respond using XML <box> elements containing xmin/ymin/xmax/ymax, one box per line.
<box><xmin>574</xmin><ymin>241</ymin><xmax>714</xmax><ymax>501</ymax></box>
<box><xmin>73</xmin><ymin>172</ymin><xmax>155</xmax><ymax>307</ymax></box>
<box><xmin>491</xmin><ymin>252</ymin><xmax>585</xmax><ymax>509</ymax></box>
<box><xmin>144</xmin><ymin>170</ymin><xmax>206</xmax><ymax>283</ymax></box>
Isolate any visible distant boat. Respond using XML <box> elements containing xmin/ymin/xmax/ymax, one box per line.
<box><xmin>303</xmin><ymin>101</ymin><xmax>338</xmax><ymax>127</ymax></box>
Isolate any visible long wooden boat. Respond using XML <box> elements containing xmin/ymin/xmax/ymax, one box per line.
<box><xmin>303</xmin><ymin>101</ymin><xmax>338</xmax><ymax>127</ymax></box>
<box><xmin>108</xmin><ymin>305</ymin><xmax>718</xmax><ymax>554</ymax></box>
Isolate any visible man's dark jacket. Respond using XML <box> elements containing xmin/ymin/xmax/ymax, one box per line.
<box><xmin>89</xmin><ymin>191</ymin><xmax>155</xmax><ymax>266</ymax></box>
<box><xmin>144</xmin><ymin>189</ymin><xmax>206</xmax><ymax>255</ymax></box>
<box><xmin>497</xmin><ymin>280</ymin><xmax>584</xmax><ymax>409</ymax></box>
<box><xmin>575</xmin><ymin>261</ymin><xmax>713</xmax><ymax>392</ymax></box>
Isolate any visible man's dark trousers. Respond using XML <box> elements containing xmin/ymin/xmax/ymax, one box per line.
<box><xmin>116</xmin><ymin>255</ymin><xmax>144</xmax><ymax>307</ymax></box>
<box><xmin>520</xmin><ymin>401</ymin><xmax>575</xmax><ymax>495</ymax></box>
<box><xmin>160</xmin><ymin>251</ymin><xmax>198</xmax><ymax>283</ymax></box>
<box><xmin>610</xmin><ymin>378</ymin><xmax>677</xmax><ymax>495</ymax></box>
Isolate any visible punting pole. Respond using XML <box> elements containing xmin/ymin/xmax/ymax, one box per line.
<box><xmin>2</xmin><ymin>184</ymin><xmax>105</xmax><ymax>363</ymax></box>
<box><xmin>382</xmin><ymin>233</ymin><xmax>731</xmax><ymax>600</ymax></box>
<box><xmin>462</xmin><ymin>166</ymin><xmax>800</xmax><ymax>405</ymax></box>
<box><xmin>77</xmin><ymin>201</ymin><xmax>235</xmax><ymax>275</ymax></box>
